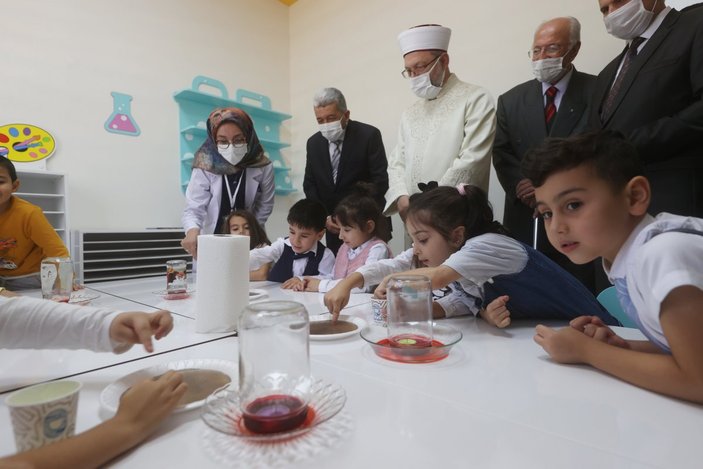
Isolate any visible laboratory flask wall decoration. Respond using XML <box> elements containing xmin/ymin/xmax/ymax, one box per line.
<box><xmin>0</xmin><ymin>124</ymin><xmax>56</xmax><ymax>164</ymax></box>
<box><xmin>104</xmin><ymin>92</ymin><xmax>141</xmax><ymax>136</ymax></box>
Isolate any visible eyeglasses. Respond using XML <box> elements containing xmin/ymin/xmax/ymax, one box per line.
<box><xmin>528</xmin><ymin>44</ymin><xmax>565</xmax><ymax>59</ymax></box>
<box><xmin>401</xmin><ymin>54</ymin><xmax>443</xmax><ymax>79</ymax></box>
<box><xmin>216</xmin><ymin>138</ymin><xmax>247</xmax><ymax>149</ymax></box>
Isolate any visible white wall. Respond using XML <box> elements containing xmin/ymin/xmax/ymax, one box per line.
<box><xmin>1</xmin><ymin>0</ymin><xmax>291</xmax><ymax>238</ymax></box>
<box><xmin>287</xmin><ymin>0</ymin><xmax>632</xmax><ymax>254</ymax></box>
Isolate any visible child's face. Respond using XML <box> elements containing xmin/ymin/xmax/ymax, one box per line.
<box><xmin>0</xmin><ymin>167</ymin><xmax>19</xmax><ymax>209</ymax></box>
<box><xmin>406</xmin><ymin>217</ymin><xmax>458</xmax><ymax>267</ymax></box>
<box><xmin>534</xmin><ymin>165</ymin><xmax>638</xmax><ymax>265</ymax></box>
<box><xmin>288</xmin><ymin>224</ymin><xmax>325</xmax><ymax>254</ymax></box>
<box><xmin>228</xmin><ymin>215</ymin><xmax>250</xmax><ymax>236</ymax></box>
<box><xmin>338</xmin><ymin>221</ymin><xmax>372</xmax><ymax>250</ymax></box>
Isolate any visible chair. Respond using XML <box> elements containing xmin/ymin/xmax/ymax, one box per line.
<box><xmin>597</xmin><ymin>286</ymin><xmax>637</xmax><ymax>328</ymax></box>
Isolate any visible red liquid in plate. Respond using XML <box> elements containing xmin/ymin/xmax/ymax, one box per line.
<box><xmin>242</xmin><ymin>395</ymin><xmax>309</xmax><ymax>434</ymax></box>
<box><xmin>376</xmin><ymin>335</ymin><xmax>449</xmax><ymax>363</ymax></box>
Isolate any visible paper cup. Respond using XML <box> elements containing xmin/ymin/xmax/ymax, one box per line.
<box><xmin>371</xmin><ymin>298</ymin><xmax>388</xmax><ymax>327</ymax></box>
<box><xmin>6</xmin><ymin>380</ymin><xmax>82</xmax><ymax>451</ymax></box>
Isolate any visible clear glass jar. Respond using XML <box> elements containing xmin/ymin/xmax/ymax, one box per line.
<box><xmin>165</xmin><ymin>259</ymin><xmax>187</xmax><ymax>293</ymax></box>
<box><xmin>386</xmin><ymin>275</ymin><xmax>433</xmax><ymax>348</ymax></box>
<box><xmin>40</xmin><ymin>257</ymin><xmax>73</xmax><ymax>302</ymax></box>
<box><xmin>238</xmin><ymin>301</ymin><xmax>311</xmax><ymax>434</ymax></box>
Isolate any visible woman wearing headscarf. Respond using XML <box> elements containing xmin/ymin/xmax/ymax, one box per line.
<box><xmin>181</xmin><ymin>107</ymin><xmax>275</xmax><ymax>259</ymax></box>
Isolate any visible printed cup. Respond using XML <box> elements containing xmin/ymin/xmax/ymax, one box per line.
<box><xmin>6</xmin><ymin>380</ymin><xmax>82</xmax><ymax>452</ymax></box>
<box><xmin>371</xmin><ymin>298</ymin><xmax>388</xmax><ymax>326</ymax></box>
<box><xmin>40</xmin><ymin>257</ymin><xmax>73</xmax><ymax>302</ymax></box>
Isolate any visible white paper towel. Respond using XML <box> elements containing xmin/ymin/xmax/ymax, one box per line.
<box><xmin>195</xmin><ymin>234</ymin><xmax>249</xmax><ymax>333</ymax></box>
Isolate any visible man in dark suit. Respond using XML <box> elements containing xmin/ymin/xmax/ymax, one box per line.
<box><xmin>591</xmin><ymin>0</ymin><xmax>703</xmax><ymax>217</ymax></box>
<box><xmin>303</xmin><ymin>88</ymin><xmax>389</xmax><ymax>254</ymax></box>
<box><xmin>493</xmin><ymin>17</ymin><xmax>598</xmax><ymax>292</ymax></box>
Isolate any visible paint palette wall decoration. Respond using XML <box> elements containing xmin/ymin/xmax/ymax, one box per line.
<box><xmin>0</xmin><ymin>124</ymin><xmax>56</xmax><ymax>163</ymax></box>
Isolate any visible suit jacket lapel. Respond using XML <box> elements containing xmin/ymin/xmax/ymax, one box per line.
<box><xmin>523</xmin><ymin>80</ymin><xmax>548</xmax><ymax>141</ymax></box>
<box><xmin>317</xmin><ymin>134</ymin><xmax>335</xmax><ymax>185</ymax></box>
<box><xmin>601</xmin><ymin>9</ymin><xmax>679</xmax><ymax>125</ymax></box>
<box><xmin>334</xmin><ymin>120</ymin><xmax>354</xmax><ymax>188</ymax></box>
<box><xmin>550</xmin><ymin>71</ymin><xmax>586</xmax><ymax>137</ymax></box>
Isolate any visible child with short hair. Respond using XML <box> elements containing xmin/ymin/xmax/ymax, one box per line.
<box><xmin>523</xmin><ymin>130</ymin><xmax>703</xmax><ymax>403</ymax></box>
<box><xmin>222</xmin><ymin>209</ymin><xmax>272</xmax><ymax>281</ymax></box>
<box><xmin>303</xmin><ymin>184</ymin><xmax>391</xmax><ymax>293</ymax></box>
<box><xmin>325</xmin><ymin>184</ymin><xmax>617</xmax><ymax>327</ymax></box>
<box><xmin>0</xmin><ymin>156</ymin><xmax>69</xmax><ymax>290</ymax></box>
<box><xmin>249</xmin><ymin>198</ymin><xmax>335</xmax><ymax>289</ymax></box>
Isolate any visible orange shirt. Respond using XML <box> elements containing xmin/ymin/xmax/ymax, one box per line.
<box><xmin>0</xmin><ymin>196</ymin><xmax>69</xmax><ymax>277</ymax></box>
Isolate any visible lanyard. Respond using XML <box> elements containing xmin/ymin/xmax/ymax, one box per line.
<box><xmin>224</xmin><ymin>170</ymin><xmax>245</xmax><ymax>210</ymax></box>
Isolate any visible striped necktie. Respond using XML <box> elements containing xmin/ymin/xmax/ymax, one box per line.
<box><xmin>600</xmin><ymin>37</ymin><xmax>645</xmax><ymax>121</ymax></box>
<box><xmin>544</xmin><ymin>86</ymin><xmax>558</xmax><ymax>132</ymax></box>
<box><xmin>330</xmin><ymin>141</ymin><xmax>341</xmax><ymax>183</ymax></box>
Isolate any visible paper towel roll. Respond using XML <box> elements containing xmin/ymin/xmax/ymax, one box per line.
<box><xmin>195</xmin><ymin>234</ymin><xmax>250</xmax><ymax>333</ymax></box>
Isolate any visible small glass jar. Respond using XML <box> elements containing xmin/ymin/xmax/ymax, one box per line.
<box><xmin>165</xmin><ymin>259</ymin><xmax>187</xmax><ymax>294</ymax></box>
<box><xmin>386</xmin><ymin>275</ymin><xmax>433</xmax><ymax>348</ymax></box>
<box><xmin>238</xmin><ymin>301</ymin><xmax>311</xmax><ymax>434</ymax></box>
<box><xmin>40</xmin><ymin>257</ymin><xmax>73</xmax><ymax>302</ymax></box>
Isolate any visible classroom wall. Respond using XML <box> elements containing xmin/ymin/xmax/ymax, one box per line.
<box><xmin>1</xmin><ymin>0</ymin><xmax>291</xmax><ymax>238</ymax></box>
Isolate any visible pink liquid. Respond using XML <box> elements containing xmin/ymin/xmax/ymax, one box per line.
<box><xmin>242</xmin><ymin>394</ymin><xmax>309</xmax><ymax>434</ymax></box>
<box><xmin>387</xmin><ymin>333</ymin><xmax>433</xmax><ymax>349</ymax></box>
<box><xmin>375</xmin><ymin>336</ymin><xmax>449</xmax><ymax>363</ymax></box>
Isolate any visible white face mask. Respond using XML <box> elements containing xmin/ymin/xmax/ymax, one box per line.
<box><xmin>603</xmin><ymin>0</ymin><xmax>656</xmax><ymax>40</ymax></box>
<box><xmin>531</xmin><ymin>56</ymin><xmax>565</xmax><ymax>84</ymax></box>
<box><xmin>217</xmin><ymin>144</ymin><xmax>248</xmax><ymax>166</ymax></box>
<box><xmin>409</xmin><ymin>56</ymin><xmax>446</xmax><ymax>100</ymax></box>
<box><xmin>319</xmin><ymin>119</ymin><xmax>345</xmax><ymax>142</ymax></box>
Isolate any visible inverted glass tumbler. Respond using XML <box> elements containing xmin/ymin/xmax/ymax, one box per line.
<box><xmin>386</xmin><ymin>275</ymin><xmax>433</xmax><ymax>348</ymax></box>
<box><xmin>238</xmin><ymin>301</ymin><xmax>311</xmax><ymax>434</ymax></box>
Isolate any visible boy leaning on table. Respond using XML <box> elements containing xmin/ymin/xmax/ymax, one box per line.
<box><xmin>521</xmin><ymin>130</ymin><xmax>703</xmax><ymax>404</ymax></box>
<box><xmin>0</xmin><ymin>156</ymin><xmax>70</xmax><ymax>291</ymax></box>
<box><xmin>0</xmin><ymin>294</ymin><xmax>187</xmax><ymax>467</ymax></box>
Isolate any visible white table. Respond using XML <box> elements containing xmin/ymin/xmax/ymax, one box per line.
<box><xmin>2</xmin><ymin>280</ymin><xmax>702</xmax><ymax>468</ymax></box>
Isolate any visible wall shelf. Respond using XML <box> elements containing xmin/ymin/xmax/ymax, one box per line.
<box><xmin>15</xmin><ymin>170</ymin><xmax>69</xmax><ymax>248</ymax></box>
<box><xmin>173</xmin><ymin>76</ymin><xmax>296</xmax><ymax>196</ymax></box>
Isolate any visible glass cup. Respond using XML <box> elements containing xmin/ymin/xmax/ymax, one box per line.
<box><xmin>6</xmin><ymin>380</ymin><xmax>82</xmax><ymax>452</ymax></box>
<box><xmin>386</xmin><ymin>275</ymin><xmax>434</xmax><ymax>348</ymax></box>
<box><xmin>238</xmin><ymin>301</ymin><xmax>311</xmax><ymax>434</ymax></box>
<box><xmin>166</xmin><ymin>259</ymin><xmax>187</xmax><ymax>294</ymax></box>
<box><xmin>40</xmin><ymin>257</ymin><xmax>73</xmax><ymax>302</ymax></box>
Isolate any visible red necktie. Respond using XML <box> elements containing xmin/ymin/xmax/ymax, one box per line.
<box><xmin>544</xmin><ymin>86</ymin><xmax>558</xmax><ymax>130</ymax></box>
<box><xmin>600</xmin><ymin>36</ymin><xmax>645</xmax><ymax>121</ymax></box>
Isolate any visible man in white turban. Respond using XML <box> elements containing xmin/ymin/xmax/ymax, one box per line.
<box><xmin>385</xmin><ymin>24</ymin><xmax>496</xmax><ymax>221</ymax></box>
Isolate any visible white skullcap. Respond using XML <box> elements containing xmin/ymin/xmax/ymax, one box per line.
<box><xmin>397</xmin><ymin>24</ymin><xmax>452</xmax><ymax>56</ymax></box>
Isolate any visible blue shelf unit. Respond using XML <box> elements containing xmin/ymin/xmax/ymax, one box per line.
<box><xmin>173</xmin><ymin>76</ymin><xmax>295</xmax><ymax>195</ymax></box>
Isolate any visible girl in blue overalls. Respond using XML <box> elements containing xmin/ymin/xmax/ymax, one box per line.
<box><xmin>383</xmin><ymin>184</ymin><xmax>618</xmax><ymax>328</ymax></box>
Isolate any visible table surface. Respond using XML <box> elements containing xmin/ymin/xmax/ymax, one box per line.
<box><xmin>2</xmin><ymin>278</ymin><xmax>701</xmax><ymax>468</ymax></box>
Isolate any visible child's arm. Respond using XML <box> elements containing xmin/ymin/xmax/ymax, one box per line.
<box><xmin>109</xmin><ymin>310</ymin><xmax>174</xmax><ymax>353</ymax></box>
<box><xmin>303</xmin><ymin>277</ymin><xmax>321</xmax><ymax>292</ymax></box>
<box><xmin>28</xmin><ymin>209</ymin><xmax>69</xmax><ymax>258</ymax></box>
<box><xmin>0</xmin><ymin>372</ymin><xmax>187</xmax><ymax>469</ymax></box>
<box><xmin>569</xmin><ymin>316</ymin><xmax>661</xmax><ymax>352</ymax></box>
<box><xmin>390</xmin><ymin>265</ymin><xmax>462</xmax><ymax>290</ymax></box>
<box><xmin>535</xmin><ymin>285</ymin><xmax>703</xmax><ymax>403</ymax></box>
<box><xmin>479</xmin><ymin>295</ymin><xmax>511</xmax><ymax>328</ymax></box>
<box><xmin>250</xmin><ymin>239</ymin><xmax>283</xmax><ymax>271</ymax></box>
<box><xmin>324</xmin><ymin>272</ymin><xmax>365</xmax><ymax>318</ymax></box>
<box><xmin>249</xmin><ymin>262</ymin><xmax>271</xmax><ymax>281</ymax></box>
<box><xmin>282</xmin><ymin>277</ymin><xmax>306</xmax><ymax>291</ymax></box>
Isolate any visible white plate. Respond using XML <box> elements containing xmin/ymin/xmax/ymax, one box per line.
<box><xmin>68</xmin><ymin>291</ymin><xmax>100</xmax><ymax>305</ymax></box>
<box><xmin>152</xmin><ymin>288</ymin><xmax>195</xmax><ymax>300</ymax></box>
<box><xmin>249</xmin><ymin>289</ymin><xmax>267</xmax><ymax>301</ymax></box>
<box><xmin>100</xmin><ymin>359</ymin><xmax>237</xmax><ymax>414</ymax></box>
<box><xmin>308</xmin><ymin>314</ymin><xmax>366</xmax><ymax>341</ymax></box>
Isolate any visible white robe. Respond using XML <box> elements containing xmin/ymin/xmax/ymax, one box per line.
<box><xmin>384</xmin><ymin>73</ymin><xmax>496</xmax><ymax>214</ymax></box>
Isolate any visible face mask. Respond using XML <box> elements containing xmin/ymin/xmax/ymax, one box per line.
<box><xmin>218</xmin><ymin>144</ymin><xmax>248</xmax><ymax>166</ymax></box>
<box><xmin>319</xmin><ymin>119</ymin><xmax>345</xmax><ymax>142</ymax></box>
<box><xmin>531</xmin><ymin>56</ymin><xmax>565</xmax><ymax>84</ymax></box>
<box><xmin>409</xmin><ymin>56</ymin><xmax>445</xmax><ymax>100</ymax></box>
<box><xmin>603</xmin><ymin>0</ymin><xmax>656</xmax><ymax>40</ymax></box>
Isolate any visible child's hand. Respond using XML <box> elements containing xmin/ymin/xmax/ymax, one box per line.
<box><xmin>282</xmin><ymin>277</ymin><xmax>305</xmax><ymax>291</ymax></box>
<box><xmin>570</xmin><ymin>316</ymin><xmax>630</xmax><ymax>349</ymax></box>
<box><xmin>534</xmin><ymin>324</ymin><xmax>590</xmax><ymax>364</ymax></box>
<box><xmin>373</xmin><ymin>275</ymin><xmax>392</xmax><ymax>299</ymax></box>
<box><xmin>324</xmin><ymin>286</ymin><xmax>351</xmax><ymax>320</ymax></box>
<box><xmin>114</xmin><ymin>371</ymin><xmax>187</xmax><ymax>441</ymax></box>
<box><xmin>303</xmin><ymin>277</ymin><xmax>320</xmax><ymax>292</ymax></box>
<box><xmin>479</xmin><ymin>295</ymin><xmax>511</xmax><ymax>328</ymax></box>
<box><xmin>109</xmin><ymin>310</ymin><xmax>174</xmax><ymax>353</ymax></box>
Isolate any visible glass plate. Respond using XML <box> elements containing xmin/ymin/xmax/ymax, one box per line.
<box><xmin>68</xmin><ymin>291</ymin><xmax>100</xmax><ymax>305</ymax></box>
<box><xmin>360</xmin><ymin>323</ymin><xmax>463</xmax><ymax>364</ymax></box>
<box><xmin>152</xmin><ymin>288</ymin><xmax>195</xmax><ymax>300</ymax></box>
<box><xmin>100</xmin><ymin>358</ymin><xmax>237</xmax><ymax>414</ymax></box>
<box><xmin>201</xmin><ymin>378</ymin><xmax>346</xmax><ymax>441</ymax></box>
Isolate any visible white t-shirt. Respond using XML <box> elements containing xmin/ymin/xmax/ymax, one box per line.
<box><xmin>0</xmin><ymin>296</ymin><xmax>128</xmax><ymax>352</ymax></box>
<box><xmin>605</xmin><ymin>213</ymin><xmax>703</xmax><ymax>349</ymax></box>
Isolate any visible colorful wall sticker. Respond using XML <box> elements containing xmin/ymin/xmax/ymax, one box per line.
<box><xmin>104</xmin><ymin>92</ymin><xmax>141</xmax><ymax>136</ymax></box>
<box><xmin>0</xmin><ymin>124</ymin><xmax>56</xmax><ymax>163</ymax></box>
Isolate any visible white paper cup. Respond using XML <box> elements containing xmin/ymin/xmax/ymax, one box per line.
<box><xmin>6</xmin><ymin>380</ymin><xmax>82</xmax><ymax>452</ymax></box>
<box><xmin>371</xmin><ymin>298</ymin><xmax>388</xmax><ymax>326</ymax></box>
